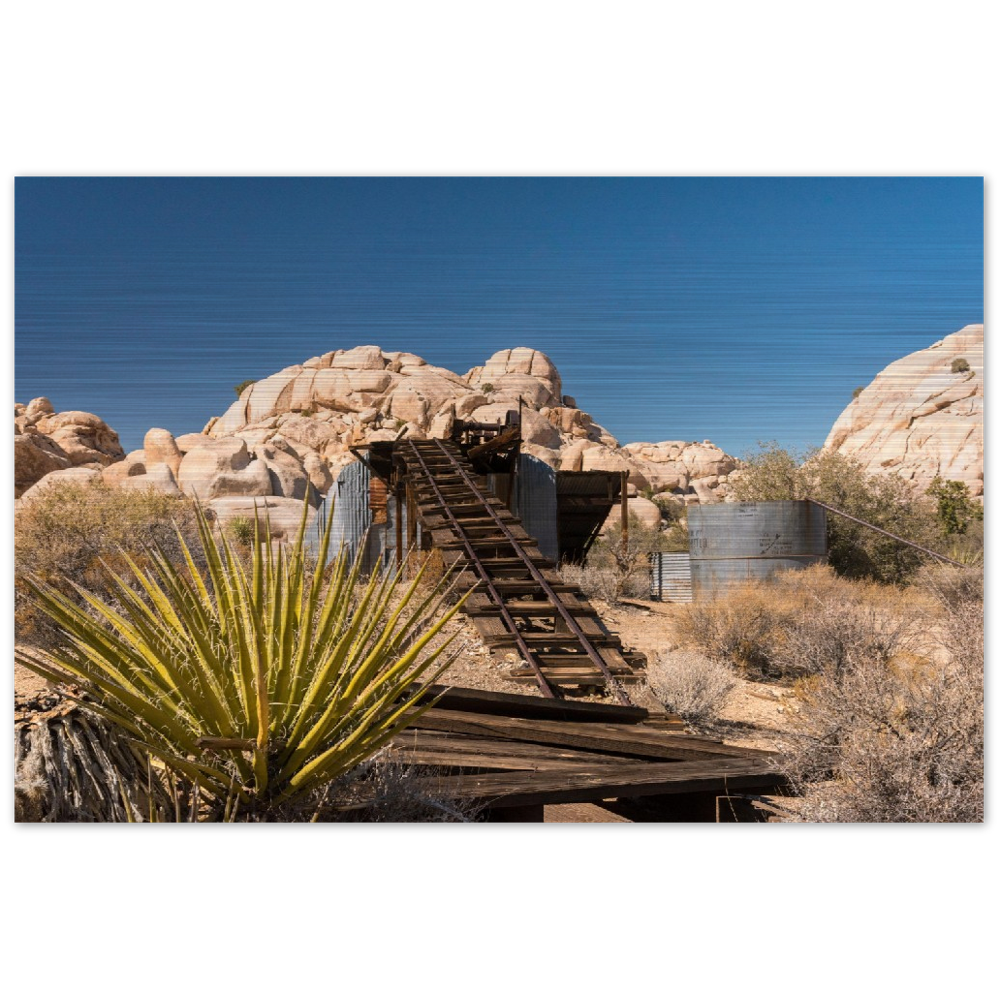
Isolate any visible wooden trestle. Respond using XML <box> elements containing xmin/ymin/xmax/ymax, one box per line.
<box><xmin>401</xmin><ymin>439</ymin><xmax>645</xmax><ymax>703</ymax></box>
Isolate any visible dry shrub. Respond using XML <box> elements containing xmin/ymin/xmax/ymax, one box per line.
<box><xmin>781</xmin><ymin>654</ymin><xmax>983</xmax><ymax>822</ymax></box>
<box><xmin>779</xmin><ymin>566</ymin><xmax>983</xmax><ymax>822</ymax></box>
<box><xmin>260</xmin><ymin>757</ymin><xmax>481</xmax><ymax>823</ymax></box>
<box><xmin>648</xmin><ymin>651</ymin><xmax>736</xmax><ymax>723</ymax></box>
<box><xmin>559</xmin><ymin>559</ymin><xmax>649</xmax><ymax>605</ymax></box>
<box><xmin>671</xmin><ymin>583</ymin><xmax>796</xmax><ymax>676</ymax></box>
<box><xmin>15</xmin><ymin>709</ymin><xmax>178</xmax><ymax>822</ymax></box>
<box><xmin>559</xmin><ymin>514</ymin><xmax>667</xmax><ymax>604</ymax></box>
<box><xmin>915</xmin><ymin>561</ymin><xmax>984</xmax><ymax>610</ymax></box>
<box><xmin>15</xmin><ymin>481</ymin><xmax>203</xmax><ymax>647</ymax></box>
<box><xmin>673</xmin><ymin>564</ymin><xmax>930</xmax><ymax>679</ymax></box>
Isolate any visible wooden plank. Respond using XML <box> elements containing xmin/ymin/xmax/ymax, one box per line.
<box><xmin>443</xmin><ymin>536</ymin><xmax>539</xmax><ymax>550</ymax></box>
<box><xmin>488</xmin><ymin>635</ymin><xmax>619</xmax><ymax>649</ymax></box>
<box><xmin>464</xmin><ymin>596</ymin><xmax>595</xmax><ymax>616</ymax></box>
<box><xmin>507</xmin><ymin>653</ymin><xmax>635</xmax><ymax>670</ymax></box>
<box><xmin>401</xmin><ymin>757</ymin><xmax>790</xmax><ymax>808</ymax></box>
<box><xmin>384</xmin><ymin>747</ymin><xmax>593</xmax><ymax>771</ymax></box>
<box><xmin>415</xmin><ymin>685</ymin><xmax>652</xmax><ymax>724</ymax></box>
<box><xmin>407</xmin><ymin>708</ymin><xmax>766</xmax><ymax>761</ymax></box>
<box><xmin>716</xmin><ymin>795</ymin><xmax>770</xmax><ymax>822</ymax></box>
<box><xmin>392</xmin><ymin>730</ymin><xmax>653</xmax><ymax>765</ymax></box>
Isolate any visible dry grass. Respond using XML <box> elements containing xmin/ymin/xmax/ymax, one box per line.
<box><xmin>559</xmin><ymin>559</ymin><xmax>649</xmax><ymax>604</ymax></box>
<box><xmin>672</xmin><ymin>564</ymin><xmax>932</xmax><ymax>679</ymax></box>
<box><xmin>15</xmin><ymin>481</ymin><xmax>203</xmax><ymax>647</ymax></box>
<box><xmin>647</xmin><ymin>651</ymin><xmax>736</xmax><ymax>724</ymax></box>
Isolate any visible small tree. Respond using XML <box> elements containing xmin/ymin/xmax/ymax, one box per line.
<box><xmin>951</xmin><ymin>358</ymin><xmax>971</xmax><ymax>374</ymax></box>
<box><xmin>732</xmin><ymin>443</ymin><xmax>938</xmax><ymax>585</ymax></box>
<box><xmin>586</xmin><ymin>514</ymin><xmax>668</xmax><ymax>603</ymax></box>
<box><xmin>852</xmin><ymin>386</ymin><xmax>865</xmax><ymax>400</ymax></box>
<box><xmin>926</xmin><ymin>477</ymin><xmax>983</xmax><ymax>536</ymax></box>
<box><xmin>234</xmin><ymin>379</ymin><xmax>257</xmax><ymax>397</ymax></box>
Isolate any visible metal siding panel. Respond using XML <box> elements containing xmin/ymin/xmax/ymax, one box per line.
<box><xmin>515</xmin><ymin>454</ymin><xmax>559</xmax><ymax>562</ymax></box>
<box><xmin>650</xmin><ymin>552</ymin><xmax>693</xmax><ymax>602</ymax></box>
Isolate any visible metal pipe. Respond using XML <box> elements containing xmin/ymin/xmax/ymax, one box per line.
<box><xmin>805</xmin><ymin>497</ymin><xmax>966</xmax><ymax>568</ymax></box>
<box><xmin>395</xmin><ymin>482</ymin><xmax>403</xmax><ymax>570</ymax></box>
<box><xmin>620</xmin><ymin>470</ymin><xmax>629</xmax><ymax>548</ymax></box>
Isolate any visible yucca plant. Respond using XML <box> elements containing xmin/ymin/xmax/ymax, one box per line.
<box><xmin>16</xmin><ymin>501</ymin><xmax>469</xmax><ymax>819</ymax></box>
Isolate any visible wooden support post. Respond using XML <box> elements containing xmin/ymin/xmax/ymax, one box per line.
<box><xmin>395</xmin><ymin>481</ymin><xmax>403</xmax><ymax>571</ymax></box>
<box><xmin>406</xmin><ymin>478</ymin><xmax>417</xmax><ymax>572</ymax></box>
<box><xmin>620</xmin><ymin>470</ymin><xmax>630</xmax><ymax>548</ymax></box>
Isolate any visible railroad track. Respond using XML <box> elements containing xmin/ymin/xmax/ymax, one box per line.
<box><xmin>402</xmin><ymin>439</ymin><xmax>644</xmax><ymax>704</ymax></box>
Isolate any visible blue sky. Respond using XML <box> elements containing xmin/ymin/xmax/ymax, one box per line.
<box><xmin>15</xmin><ymin>177</ymin><xmax>983</xmax><ymax>457</ymax></box>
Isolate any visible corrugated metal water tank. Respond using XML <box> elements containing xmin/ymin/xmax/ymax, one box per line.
<box><xmin>687</xmin><ymin>501</ymin><xmax>826</xmax><ymax>601</ymax></box>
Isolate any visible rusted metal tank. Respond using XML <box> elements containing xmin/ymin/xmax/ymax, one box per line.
<box><xmin>687</xmin><ymin>501</ymin><xmax>826</xmax><ymax>600</ymax></box>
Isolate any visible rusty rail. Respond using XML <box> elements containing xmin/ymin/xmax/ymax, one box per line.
<box><xmin>428</xmin><ymin>439</ymin><xmax>632</xmax><ymax>706</ymax></box>
<box><xmin>404</xmin><ymin>441</ymin><xmax>558</xmax><ymax>699</ymax></box>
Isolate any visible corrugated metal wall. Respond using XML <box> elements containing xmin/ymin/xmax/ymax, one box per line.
<box><xmin>513</xmin><ymin>454</ymin><xmax>559</xmax><ymax>562</ymax></box>
<box><xmin>650</xmin><ymin>552</ymin><xmax>693</xmax><ymax>602</ymax></box>
<box><xmin>307</xmin><ymin>461</ymin><xmax>414</xmax><ymax>575</ymax></box>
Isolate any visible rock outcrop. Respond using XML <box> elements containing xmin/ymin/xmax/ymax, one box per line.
<box><xmin>824</xmin><ymin>324</ymin><xmax>984</xmax><ymax>497</ymax></box>
<box><xmin>14</xmin><ymin>398</ymin><xmax>125</xmax><ymax>498</ymax></box>
<box><xmin>200</xmin><ymin>346</ymin><xmax>739</xmax><ymax>504</ymax></box>
<box><xmin>16</xmin><ymin>348</ymin><xmax>739</xmax><ymax>510</ymax></box>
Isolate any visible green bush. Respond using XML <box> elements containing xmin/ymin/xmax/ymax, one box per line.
<box><xmin>732</xmin><ymin>443</ymin><xmax>939</xmax><ymax>584</ymax></box>
<box><xmin>481</xmin><ymin>382</ymin><xmax>494</xmax><ymax>393</ymax></box>
<box><xmin>951</xmin><ymin>357</ymin><xmax>970</xmax><ymax>373</ymax></box>
<box><xmin>926</xmin><ymin>477</ymin><xmax>983</xmax><ymax>536</ymax></box>
<box><xmin>227</xmin><ymin>515</ymin><xmax>255</xmax><ymax>547</ymax></box>
<box><xmin>234</xmin><ymin>379</ymin><xmax>257</xmax><ymax>397</ymax></box>
<box><xmin>852</xmin><ymin>386</ymin><xmax>865</xmax><ymax>400</ymax></box>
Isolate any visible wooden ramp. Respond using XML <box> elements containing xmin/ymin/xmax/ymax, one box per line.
<box><xmin>375</xmin><ymin>687</ymin><xmax>789</xmax><ymax>822</ymax></box>
<box><xmin>402</xmin><ymin>439</ymin><xmax>644</xmax><ymax>702</ymax></box>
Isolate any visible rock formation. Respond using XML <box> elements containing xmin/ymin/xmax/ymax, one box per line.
<box><xmin>15</xmin><ymin>349</ymin><xmax>740</xmax><ymax>520</ymax></box>
<box><xmin>202</xmin><ymin>345</ymin><xmax>738</xmax><ymax>505</ymax></box>
<box><xmin>14</xmin><ymin>398</ymin><xmax>125</xmax><ymax>498</ymax></box>
<box><xmin>824</xmin><ymin>324</ymin><xmax>984</xmax><ymax>497</ymax></box>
